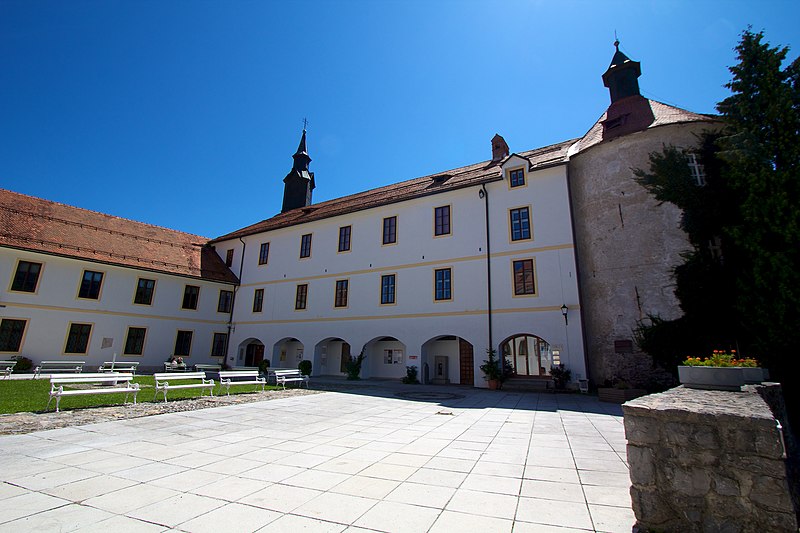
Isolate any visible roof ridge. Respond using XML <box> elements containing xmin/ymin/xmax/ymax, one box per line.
<box><xmin>0</xmin><ymin>188</ymin><xmax>210</xmax><ymax>242</ymax></box>
<box><xmin>211</xmin><ymin>137</ymin><xmax>576</xmax><ymax>243</ymax></box>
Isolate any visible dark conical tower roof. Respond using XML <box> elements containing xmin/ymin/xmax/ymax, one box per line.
<box><xmin>292</xmin><ymin>129</ymin><xmax>311</xmax><ymax>172</ymax></box>
<box><xmin>602</xmin><ymin>40</ymin><xmax>642</xmax><ymax>103</ymax></box>
<box><xmin>281</xmin><ymin>128</ymin><xmax>315</xmax><ymax>213</ymax></box>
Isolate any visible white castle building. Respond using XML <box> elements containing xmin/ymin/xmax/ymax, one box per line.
<box><xmin>0</xmin><ymin>44</ymin><xmax>715</xmax><ymax>387</ymax></box>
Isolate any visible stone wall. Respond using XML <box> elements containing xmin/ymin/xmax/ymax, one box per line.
<box><xmin>568</xmin><ymin>122</ymin><xmax>711</xmax><ymax>388</ymax></box>
<box><xmin>623</xmin><ymin>386</ymin><xmax>798</xmax><ymax>532</ymax></box>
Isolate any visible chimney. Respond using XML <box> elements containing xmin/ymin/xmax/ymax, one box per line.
<box><xmin>491</xmin><ymin>134</ymin><xmax>509</xmax><ymax>162</ymax></box>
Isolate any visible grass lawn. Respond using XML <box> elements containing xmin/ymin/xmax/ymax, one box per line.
<box><xmin>0</xmin><ymin>376</ymin><xmax>279</xmax><ymax>414</ymax></box>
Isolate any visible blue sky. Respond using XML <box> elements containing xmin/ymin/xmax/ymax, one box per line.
<box><xmin>2</xmin><ymin>1</ymin><xmax>798</xmax><ymax>238</ymax></box>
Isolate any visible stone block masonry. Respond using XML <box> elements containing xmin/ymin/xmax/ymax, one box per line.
<box><xmin>623</xmin><ymin>386</ymin><xmax>798</xmax><ymax>532</ymax></box>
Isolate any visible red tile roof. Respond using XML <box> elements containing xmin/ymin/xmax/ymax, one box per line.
<box><xmin>211</xmin><ymin>139</ymin><xmax>576</xmax><ymax>243</ymax></box>
<box><xmin>0</xmin><ymin>189</ymin><xmax>238</xmax><ymax>284</ymax></box>
<box><xmin>570</xmin><ymin>98</ymin><xmax>718</xmax><ymax>155</ymax></box>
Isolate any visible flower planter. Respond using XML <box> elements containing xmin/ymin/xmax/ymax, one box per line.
<box><xmin>742</xmin><ymin>367</ymin><xmax>768</xmax><ymax>384</ymax></box>
<box><xmin>678</xmin><ymin>366</ymin><xmax>745</xmax><ymax>391</ymax></box>
<box><xmin>597</xmin><ymin>388</ymin><xmax>647</xmax><ymax>403</ymax></box>
<box><xmin>487</xmin><ymin>379</ymin><xmax>499</xmax><ymax>390</ymax></box>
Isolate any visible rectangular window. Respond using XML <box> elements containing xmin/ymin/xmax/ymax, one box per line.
<box><xmin>217</xmin><ymin>290</ymin><xmax>233</xmax><ymax>313</ymax></box>
<box><xmin>300</xmin><ymin>234</ymin><xmax>312</xmax><ymax>258</ymax></box>
<box><xmin>510</xmin><ymin>207</ymin><xmax>531</xmax><ymax>241</ymax></box>
<box><xmin>295</xmin><ymin>284</ymin><xmax>308</xmax><ymax>310</ymax></box>
<box><xmin>78</xmin><ymin>270</ymin><xmax>103</xmax><ymax>299</ymax></box>
<box><xmin>688</xmin><ymin>153</ymin><xmax>707</xmax><ymax>186</ymax></box>
<box><xmin>182</xmin><ymin>285</ymin><xmax>200</xmax><ymax>310</ymax></box>
<box><xmin>381</xmin><ymin>274</ymin><xmax>396</xmax><ymax>305</ymax></box>
<box><xmin>11</xmin><ymin>261</ymin><xmax>42</xmax><ymax>292</ymax></box>
<box><xmin>513</xmin><ymin>259</ymin><xmax>536</xmax><ymax>295</ymax></box>
<box><xmin>212</xmin><ymin>333</ymin><xmax>228</xmax><ymax>357</ymax></box>
<box><xmin>134</xmin><ymin>278</ymin><xmax>155</xmax><ymax>305</ymax></box>
<box><xmin>0</xmin><ymin>319</ymin><xmax>26</xmax><ymax>352</ymax></box>
<box><xmin>335</xmin><ymin>280</ymin><xmax>349</xmax><ymax>308</ymax></box>
<box><xmin>434</xmin><ymin>206</ymin><xmax>451</xmax><ymax>236</ymax></box>
<box><xmin>225</xmin><ymin>249</ymin><xmax>234</xmax><ymax>267</ymax></box>
<box><xmin>338</xmin><ymin>226</ymin><xmax>352</xmax><ymax>252</ymax></box>
<box><xmin>65</xmin><ymin>323</ymin><xmax>92</xmax><ymax>354</ymax></box>
<box><xmin>253</xmin><ymin>288</ymin><xmax>264</xmax><ymax>312</ymax></box>
<box><xmin>382</xmin><ymin>216</ymin><xmax>397</xmax><ymax>245</ymax></box>
<box><xmin>434</xmin><ymin>268</ymin><xmax>452</xmax><ymax>301</ymax></box>
<box><xmin>124</xmin><ymin>327</ymin><xmax>146</xmax><ymax>355</ymax></box>
<box><xmin>174</xmin><ymin>330</ymin><xmax>193</xmax><ymax>356</ymax></box>
<box><xmin>258</xmin><ymin>242</ymin><xmax>270</xmax><ymax>265</ymax></box>
<box><xmin>510</xmin><ymin>168</ymin><xmax>525</xmax><ymax>187</ymax></box>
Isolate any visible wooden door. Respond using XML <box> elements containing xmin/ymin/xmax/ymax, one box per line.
<box><xmin>340</xmin><ymin>342</ymin><xmax>351</xmax><ymax>373</ymax></box>
<box><xmin>458</xmin><ymin>339</ymin><xmax>474</xmax><ymax>385</ymax></box>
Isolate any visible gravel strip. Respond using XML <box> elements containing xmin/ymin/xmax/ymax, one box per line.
<box><xmin>0</xmin><ymin>388</ymin><xmax>322</xmax><ymax>435</ymax></box>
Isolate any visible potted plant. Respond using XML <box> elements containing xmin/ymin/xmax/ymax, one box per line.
<box><xmin>550</xmin><ymin>364</ymin><xmax>572</xmax><ymax>391</ymax></box>
<box><xmin>345</xmin><ymin>349</ymin><xmax>366</xmax><ymax>380</ymax></box>
<box><xmin>258</xmin><ymin>359</ymin><xmax>270</xmax><ymax>377</ymax></box>
<box><xmin>298</xmin><ymin>359</ymin><xmax>312</xmax><ymax>377</ymax></box>
<box><xmin>402</xmin><ymin>365</ymin><xmax>420</xmax><ymax>384</ymax></box>
<box><xmin>678</xmin><ymin>350</ymin><xmax>763</xmax><ymax>391</ymax></box>
<box><xmin>480</xmin><ymin>349</ymin><xmax>504</xmax><ymax>389</ymax></box>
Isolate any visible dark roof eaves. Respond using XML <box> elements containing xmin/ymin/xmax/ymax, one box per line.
<box><xmin>571</xmin><ymin>116</ymin><xmax>720</xmax><ymax>160</ymax></box>
<box><xmin>210</xmin><ymin>175</ymin><xmax>508</xmax><ymax>243</ymax></box>
<box><xmin>0</xmin><ymin>243</ymin><xmax>239</xmax><ymax>285</ymax></box>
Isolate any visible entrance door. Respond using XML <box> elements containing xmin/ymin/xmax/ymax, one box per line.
<box><xmin>245</xmin><ymin>343</ymin><xmax>264</xmax><ymax>366</ymax></box>
<box><xmin>339</xmin><ymin>342</ymin><xmax>351</xmax><ymax>373</ymax></box>
<box><xmin>502</xmin><ymin>335</ymin><xmax>551</xmax><ymax>376</ymax></box>
<box><xmin>459</xmin><ymin>339</ymin><xmax>474</xmax><ymax>385</ymax></box>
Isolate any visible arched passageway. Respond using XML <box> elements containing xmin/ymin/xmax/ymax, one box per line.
<box><xmin>272</xmin><ymin>337</ymin><xmax>305</xmax><ymax>369</ymax></box>
<box><xmin>314</xmin><ymin>337</ymin><xmax>352</xmax><ymax>376</ymax></box>
<box><xmin>363</xmin><ymin>336</ymin><xmax>407</xmax><ymax>380</ymax></box>
<box><xmin>421</xmin><ymin>335</ymin><xmax>474</xmax><ymax>385</ymax></box>
<box><xmin>237</xmin><ymin>338</ymin><xmax>265</xmax><ymax>367</ymax></box>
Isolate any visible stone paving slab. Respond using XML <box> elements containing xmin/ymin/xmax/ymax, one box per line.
<box><xmin>0</xmin><ymin>385</ymin><xmax>635</xmax><ymax>532</ymax></box>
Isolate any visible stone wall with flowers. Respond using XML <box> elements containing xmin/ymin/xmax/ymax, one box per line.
<box><xmin>623</xmin><ymin>385</ymin><xmax>798</xmax><ymax>532</ymax></box>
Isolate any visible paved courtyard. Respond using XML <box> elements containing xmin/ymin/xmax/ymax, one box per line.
<box><xmin>0</xmin><ymin>385</ymin><xmax>635</xmax><ymax>532</ymax></box>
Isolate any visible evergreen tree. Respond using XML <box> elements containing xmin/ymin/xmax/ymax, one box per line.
<box><xmin>716</xmin><ymin>29</ymin><xmax>800</xmax><ymax>374</ymax></box>
<box><xmin>634</xmin><ymin>29</ymin><xmax>800</xmax><ymax>382</ymax></box>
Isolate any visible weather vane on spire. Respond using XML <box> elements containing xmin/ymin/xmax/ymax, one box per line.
<box><xmin>614</xmin><ymin>30</ymin><xmax>620</xmax><ymax>49</ymax></box>
<box><xmin>302</xmin><ymin>117</ymin><xmax>309</xmax><ymax>131</ymax></box>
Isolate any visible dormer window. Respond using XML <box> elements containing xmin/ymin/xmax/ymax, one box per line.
<box><xmin>509</xmin><ymin>168</ymin><xmax>526</xmax><ymax>188</ymax></box>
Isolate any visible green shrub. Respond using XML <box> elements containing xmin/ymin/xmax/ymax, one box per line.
<box><xmin>402</xmin><ymin>365</ymin><xmax>419</xmax><ymax>384</ymax></box>
<box><xmin>345</xmin><ymin>350</ymin><xmax>366</xmax><ymax>380</ymax></box>
<box><xmin>550</xmin><ymin>364</ymin><xmax>571</xmax><ymax>389</ymax></box>
<box><xmin>13</xmin><ymin>356</ymin><xmax>32</xmax><ymax>372</ymax></box>
<box><xmin>298</xmin><ymin>359</ymin><xmax>312</xmax><ymax>376</ymax></box>
<box><xmin>258</xmin><ymin>359</ymin><xmax>271</xmax><ymax>374</ymax></box>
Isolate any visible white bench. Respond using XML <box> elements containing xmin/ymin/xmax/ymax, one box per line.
<box><xmin>164</xmin><ymin>362</ymin><xmax>189</xmax><ymax>372</ymax></box>
<box><xmin>266</xmin><ymin>367</ymin><xmax>296</xmax><ymax>384</ymax></box>
<box><xmin>218</xmin><ymin>370</ymin><xmax>266</xmax><ymax>396</ymax></box>
<box><xmin>273</xmin><ymin>369</ymin><xmax>309</xmax><ymax>390</ymax></box>
<box><xmin>153</xmin><ymin>372</ymin><xmax>214</xmax><ymax>402</ymax></box>
<box><xmin>47</xmin><ymin>373</ymin><xmax>139</xmax><ymax>412</ymax></box>
<box><xmin>98</xmin><ymin>361</ymin><xmax>139</xmax><ymax>375</ymax></box>
<box><xmin>0</xmin><ymin>361</ymin><xmax>15</xmax><ymax>379</ymax></box>
<box><xmin>194</xmin><ymin>364</ymin><xmax>221</xmax><ymax>372</ymax></box>
<box><xmin>34</xmin><ymin>361</ymin><xmax>85</xmax><ymax>378</ymax></box>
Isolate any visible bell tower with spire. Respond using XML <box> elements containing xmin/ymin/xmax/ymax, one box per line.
<box><xmin>281</xmin><ymin>128</ymin><xmax>316</xmax><ymax>213</ymax></box>
<box><xmin>602</xmin><ymin>40</ymin><xmax>642</xmax><ymax>104</ymax></box>
<box><xmin>599</xmin><ymin>40</ymin><xmax>653</xmax><ymax>140</ymax></box>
